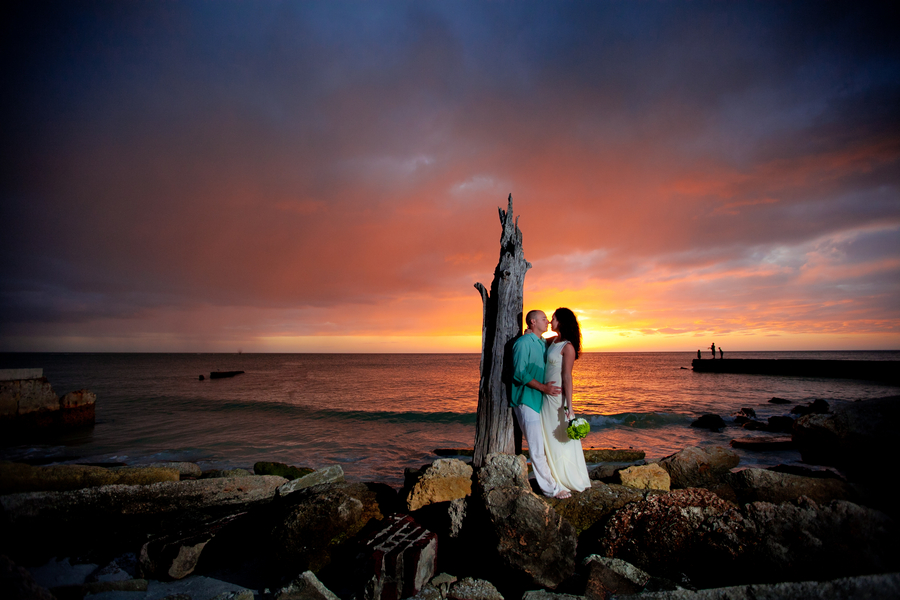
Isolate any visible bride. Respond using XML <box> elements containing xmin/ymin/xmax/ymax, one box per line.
<box><xmin>541</xmin><ymin>307</ymin><xmax>591</xmax><ymax>494</ymax></box>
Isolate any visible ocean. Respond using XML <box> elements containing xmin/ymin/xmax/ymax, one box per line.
<box><xmin>2</xmin><ymin>351</ymin><xmax>898</xmax><ymax>487</ymax></box>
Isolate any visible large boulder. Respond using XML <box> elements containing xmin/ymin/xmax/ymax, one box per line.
<box><xmin>268</xmin><ymin>482</ymin><xmax>387</xmax><ymax>573</ymax></box>
<box><xmin>544</xmin><ymin>481</ymin><xmax>648</xmax><ymax>537</ymax></box>
<box><xmin>725</xmin><ymin>468</ymin><xmax>855</xmax><ymax>506</ymax></box>
<box><xmin>139</xmin><ymin>513</ymin><xmax>244</xmax><ymax>580</ymax></box>
<box><xmin>599</xmin><ymin>488</ymin><xmax>897</xmax><ymax>588</ymax></box>
<box><xmin>255</xmin><ymin>461</ymin><xmax>315</xmax><ymax>480</ymax></box>
<box><xmin>657</xmin><ymin>446</ymin><xmax>739</xmax><ymax>489</ymax></box>
<box><xmin>583</xmin><ymin>555</ymin><xmax>651</xmax><ymax>600</ymax></box>
<box><xmin>601</xmin><ymin>488</ymin><xmax>742</xmax><ymax>586</ymax></box>
<box><xmin>274</xmin><ymin>571</ymin><xmax>341</xmax><ymax>600</ymax></box>
<box><xmin>404</xmin><ymin>458</ymin><xmax>473</xmax><ymax>511</ymax></box>
<box><xmin>476</xmin><ymin>453</ymin><xmax>577</xmax><ymax>589</ymax></box>
<box><xmin>58</xmin><ymin>389</ymin><xmax>96</xmax><ymax>427</ymax></box>
<box><xmin>792</xmin><ymin>396</ymin><xmax>900</xmax><ymax>477</ymax></box>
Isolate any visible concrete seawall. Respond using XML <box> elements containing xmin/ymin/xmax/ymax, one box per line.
<box><xmin>691</xmin><ymin>358</ymin><xmax>899</xmax><ymax>383</ymax></box>
<box><xmin>0</xmin><ymin>369</ymin><xmax>96</xmax><ymax>438</ymax></box>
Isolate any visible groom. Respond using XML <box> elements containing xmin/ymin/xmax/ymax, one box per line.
<box><xmin>511</xmin><ymin>310</ymin><xmax>568</xmax><ymax>498</ymax></box>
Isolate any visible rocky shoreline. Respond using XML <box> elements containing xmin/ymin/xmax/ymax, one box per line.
<box><xmin>3</xmin><ymin>395</ymin><xmax>900</xmax><ymax>600</ymax></box>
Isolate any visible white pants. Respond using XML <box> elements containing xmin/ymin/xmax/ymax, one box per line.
<box><xmin>512</xmin><ymin>404</ymin><xmax>561</xmax><ymax>497</ymax></box>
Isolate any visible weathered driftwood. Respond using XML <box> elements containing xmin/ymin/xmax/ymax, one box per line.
<box><xmin>473</xmin><ymin>194</ymin><xmax>531</xmax><ymax>468</ymax></box>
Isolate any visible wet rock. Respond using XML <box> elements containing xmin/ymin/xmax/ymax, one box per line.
<box><xmin>202</xmin><ymin>468</ymin><xmax>254</xmax><ymax>478</ymax></box>
<box><xmin>278</xmin><ymin>465</ymin><xmax>345</xmax><ymax>496</ymax></box>
<box><xmin>769</xmin><ymin>397</ymin><xmax>791</xmax><ymax>404</ymax></box>
<box><xmin>767</xmin><ymin>464</ymin><xmax>843</xmax><ymax>479</ymax></box>
<box><xmin>273</xmin><ymin>571</ymin><xmax>340</xmax><ymax>600</ymax></box>
<box><xmin>690</xmin><ymin>414</ymin><xmax>726</xmax><ymax>431</ymax></box>
<box><xmin>269</xmin><ymin>482</ymin><xmax>385</xmax><ymax>573</ymax></box>
<box><xmin>361</xmin><ymin>514</ymin><xmax>437</xmax><ymax>600</ymax></box>
<box><xmin>0</xmin><ymin>462</ymin><xmax>181</xmax><ymax>494</ymax></box>
<box><xmin>740</xmin><ymin>420</ymin><xmax>767</xmax><ymax>431</ymax></box>
<box><xmin>618</xmin><ymin>464</ymin><xmax>670</xmax><ymax>491</ymax></box>
<box><xmin>583</xmin><ymin>449</ymin><xmax>645</xmax><ymax>463</ymax></box>
<box><xmin>87</xmin><ymin>553</ymin><xmax>137</xmax><ymax>582</ymax></box>
<box><xmin>58</xmin><ymin>389</ymin><xmax>96</xmax><ymax>427</ymax></box>
<box><xmin>657</xmin><ymin>446</ymin><xmax>739</xmax><ymax>489</ymax></box>
<box><xmin>725</xmin><ymin>468</ymin><xmax>854</xmax><ymax>506</ymax></box>
<box><xmin>589</xmin><ymin>461</ymin><xmax>645</xmax><ymax>482</ymax></box>
<box><xmin>255</xmin><ymin>461</ymin><xmax>315</xmax><ymax>480</ymax></box>
<box><xmin>447</xmin><ymin>577</ymin><xmax>504</xmax><ymax>600</ymax></box>
<box><xmin>583</xmin><ymin>555</ymin><xmax>650</xmax><ymax>600</ymax></box>
<box><xmin>734</xmin><ymin>408</ymin><xmax>756</xmax><ymax>419</ymax></box>
<box><xmin>404</xmin><ymin>458</ymin><xmax>473</xmax><ymax>511</ymax></box>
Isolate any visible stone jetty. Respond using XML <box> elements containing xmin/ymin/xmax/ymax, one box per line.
<box><xmin>690</xmin><ymin>358</ymin><xmax>899</xmax><ymax>383</ymax></box>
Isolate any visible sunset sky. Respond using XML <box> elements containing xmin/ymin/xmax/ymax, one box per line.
<box><xmin>2</xmin><ymin>1</ymin><xmax>899</xmax><ymax>353</ymax></box>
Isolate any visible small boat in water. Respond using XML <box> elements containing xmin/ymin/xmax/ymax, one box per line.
<box><xmin>209</xmin><ymin>370</ymin><xmax>245</xmax><ymax>379</ymax></box>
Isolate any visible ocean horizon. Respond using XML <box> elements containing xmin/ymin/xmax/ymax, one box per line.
<box><xmin>2</xmin><ymin>351</ymin><xmax>899</xmax><ymax>487</ymax></box>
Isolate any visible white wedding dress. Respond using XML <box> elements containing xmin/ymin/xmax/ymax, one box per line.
<box><xmin>541</xmin><ymin>340</ymin><xmax>591</xmax><ymax>492</ymax></box>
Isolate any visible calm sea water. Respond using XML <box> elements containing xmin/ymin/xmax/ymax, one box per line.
<box><xmin>2</xmin><ymin>352</ymin><xmax>898</xmax><ymax>487</ymax></box>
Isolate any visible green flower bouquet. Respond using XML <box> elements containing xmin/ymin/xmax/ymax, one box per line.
<box><xmin>566</xmin><ymin>417</ymin><xmax>590</xmax><ymax>440</ymax></box>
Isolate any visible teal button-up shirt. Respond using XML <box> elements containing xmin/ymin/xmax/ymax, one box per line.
<box><xmin>510</xmin><ymin>332</ymin><xmax>546</xmax><ymax>413</ymax></box>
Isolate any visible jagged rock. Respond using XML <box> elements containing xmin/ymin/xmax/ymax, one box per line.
<box><xmin>618</xmin><ymin>464</ymin><xmax>670</xmax><ymax>491</ymax></box>
<box><xmin>407</xmin><ymin>584</ymin><xmax>443</xmax><ymax>600</ymax></box>
<box><xmin>140</xmin><ymin>514</ymin><xmax>243</xmax><ymax>580</ymax></box>
<box><xmin>447</xmin><ymin>577</ymin><xmax>504</xmax><ymax>600</ymax></box>
<box><xmin>87</xmin><ymin>554</ymin><xmax>137</xmax><ymax>582</ymax></box>
<box><xmin>769</xmin><ymin>397</ymin><xmax>791</xmax><ymax>404</ymax></box>
<box><xmin>476</xmin><ymin>454</ymin><xmax>530</xmax><ymax>492</ymax></box>
<box><xmin>212</xmin><ymin>591</ymin><xmax>255</xmax><ymax>600</ymax></box>
<box><xmin>147</xmin><ymin>462</ymin><xmax>203</xmax><ymax>478</ymax></box>
<box><xmin>766</xmin><ymin>416</ymin><xmax>794</xmax><ymax>433</ymax></box>
<box><xmin>544</xmin><ymin>481</ymin><xmax>647</xmax><ymax>536</ymax></box>
<box><xmin>583</xmin><ymin>555</ymin><xmax>650</xmax><ymax>600</ymax></box>
<box><xmin>0</xmin><ymin>554</ymin><xmax>55</xmax><ymax>600</ymax></box>
<box><xmin>589</xmin><ymin>461</ymin><xmax>645</xmax><ymax>482</ymax></box>
<box><xmin>792</xmin><ymin>396</ymin><xmax>900</xmax><ymax>476</ymax></box>
<box><xmin>617</xmin><ymin>572</ymin><xmax>900</xmax><ymax>599</ymax></box>
<box><xmin>269</xmin><ymin>482</ymin><xmax>386</xmax><ymax>573</ymax></box>
<box><xmin>360</xmin><ymin>514</ymin><xmax>437</xmax><ymax>600</ymax></box>
<box><xmin>601</xmin><ymin>488</ymin><xmax>741</xmax><ymax>586</ymax></box>
<box><xmin>740</xmin><ymin>420</ymin><xmax>767</xmax><ymax>431</ymax></box>
<box><xmin>600</xmin><ymin>488</ymin><xmax>897</xmax><ymax>588</ymax></box>
<box><xmin>274</xmin><ymin>571</ymin><xmax>340</xmax><ymax>600</ymax></box>
<box><xmin>479</xmin><ymin>474</ymin><xmax>577</xmax><ymax>588</ymax></box>
<box><xmin>255</xmin><ymin>461</ymin><xmax>315</xmax><ymax>480</ymax></box>
<box><xmin>583</xmin><ymin>449</ymin><xmax>645</xmax><ymax>462</ymax></box>
<box><xmin>0</xmin><ymin>462</ymin><xmax>181</xmax><ymax>494</ymax></box>
<box><xmin>278</xmin><ymin>465</ymin><xmax>345</xmax><ymax>496</ymax></box>
<box><xmin>690</xmin><ymin>415</ymin><xmax>725</xmax><ymax>431</ymax></box>
<box><xmin>725</xmin><ymin>468</ymin><xmax>854</xmax><ymax>506</ymax></box>
<box><xmin>404</xmin><ymin>458</ymin><xmax>473</xmax><ymax>511</ymax></box>
<box><xmin>734</xmin><ymin>408</ymin><xmax>756</xmax><ymax>419</ymax></box>
<box><xmin>657</xmin><ymin>446</ymin><xmax>739</xmax><ymax>489</ymax></box>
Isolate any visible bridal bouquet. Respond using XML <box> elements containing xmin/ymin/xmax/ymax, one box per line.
<box><xmin>566</xmin><ymin>417</ymin><xmax>590</xmax><ymax>440</ymax></box>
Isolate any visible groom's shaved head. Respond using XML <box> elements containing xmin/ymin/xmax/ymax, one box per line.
<box><xmin>525</xmin><ymin>310</ymin><xmax>544</xmax><ymax>327</ymax></box>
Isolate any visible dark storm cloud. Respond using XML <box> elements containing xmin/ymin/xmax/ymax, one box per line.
<box><xmin>1</xmin><ymin>1</ymin><xmax>898</xmax><ymax>349</ymax></box>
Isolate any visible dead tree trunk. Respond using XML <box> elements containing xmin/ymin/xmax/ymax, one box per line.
<box><xmin>473</xmin><ymin>194</ymin><xmax>531</xmax><ymax>468</ymax></box>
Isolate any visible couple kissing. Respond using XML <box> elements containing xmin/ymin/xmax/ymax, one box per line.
<box><xmin>511</xmin><ymin>308</ymin><xmax>591</xmax><ymax>499</ymax></box>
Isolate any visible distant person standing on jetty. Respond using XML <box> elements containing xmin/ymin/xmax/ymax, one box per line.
<box><xmin>697</xmin><ymin>349</ymin><xmax>702</xmax><ymax>360</ymax></box>
<box><xmin>710</xmin><ymin>342</ymin><xmax>716</xmax><ymax>358</ymax></box>
<box><xmin>719</xmin><ymin>347</ymin><xmax>724</xmax><ymax>359</ymax></box>
<box><xmin>512</xmin><ymin>310</ymin><xmax>567</xmax><ymax>499</ymax></box>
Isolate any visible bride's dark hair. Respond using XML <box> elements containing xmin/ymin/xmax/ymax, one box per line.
<box><xmin>554</xmin><ymin>307</ymin><xmax>582</xmax><ymax>359</ymax></box>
